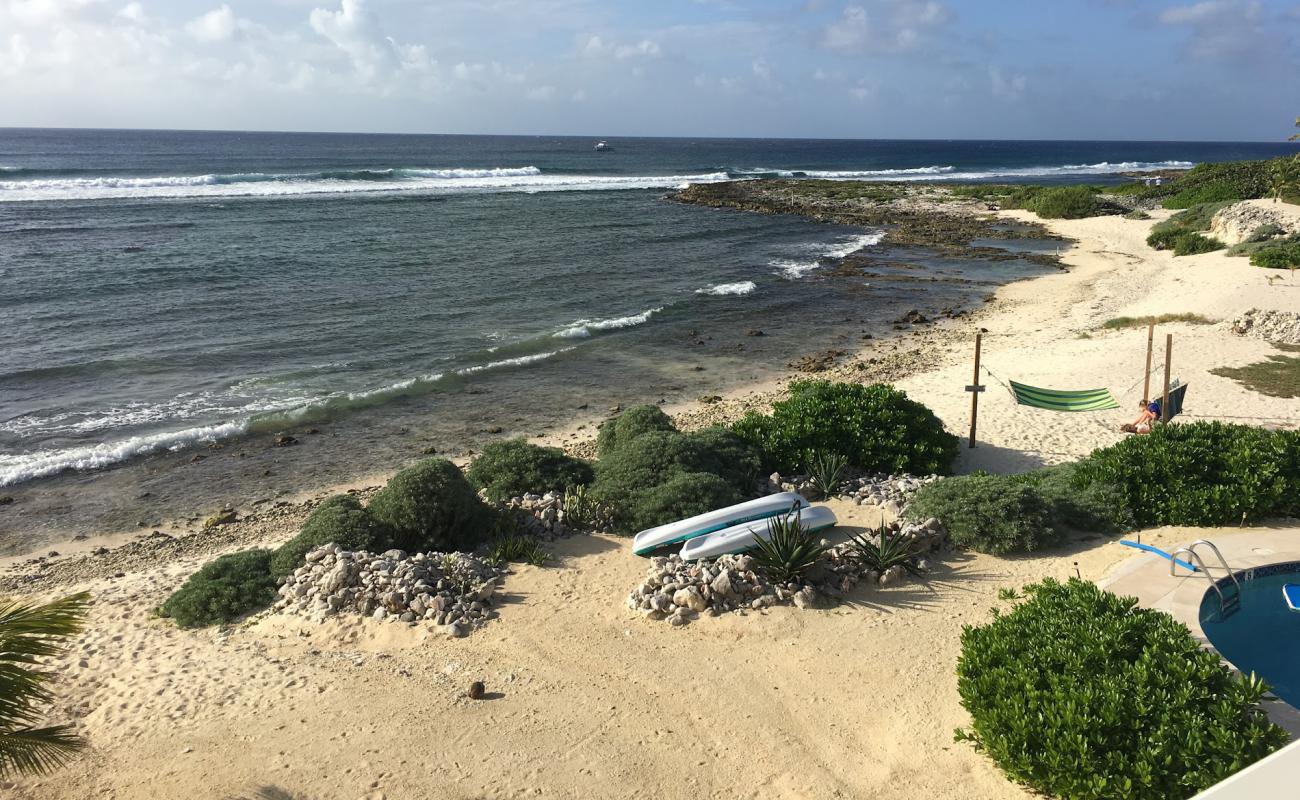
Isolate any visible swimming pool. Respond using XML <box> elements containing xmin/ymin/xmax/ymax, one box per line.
<box><xmin>1199</xmin><ymin>561</ymin><xmax>1300</xmax><ymax>708</ymax></box>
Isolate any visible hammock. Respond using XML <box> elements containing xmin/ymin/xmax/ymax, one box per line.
<box><xmin>1008</xmin><ymin>380</ymin><xmax>1120</xmax><ymax>412</ymax></box>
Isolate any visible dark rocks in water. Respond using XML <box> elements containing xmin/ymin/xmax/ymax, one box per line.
<box><xmin>861</xmin><ymin>333</ymin><xmax>874</xmax><ymax>340</ymax></box>
<box><xmin>421</xmin><ymin>445</ymin><xmax>438</xmax><ymax>455</ymax></box>
<box><xmin>746</xmin><ymin>329</ymin><xmax>766</xmax><ymax>337</ymax></box>
<box><xmin>190</xmin><ymin>454</ymin><xmax>206</xmax><ymax>463</ymax></box>
<box><xmin>698</xmin><ymin>395</ymin><xmax>723</xmax><ymax>404</ymax></box>
<box><xmin>274</xmin><ymin>434</ymin><xmax>298</xmax><ymax>447</ymax></box>
<box><xmin>896</xmin><ymin>309</ymin><xmax>929</xmax><ymax>325</ymax></box>
<box><xmin>306</xmin><ymin>428</ymin><xmax>321</xmax><ymax>435</ymax></box>
<box><xmin>484</xmin><ymin>426</ymin><xmax>504</xmax><ymax>434</ymax></box>
<box><xmin>0</xmin><ymin>495</ymin><xmax>13</xmax><ymax>506</ymax></box>
<box><xmin>467</xmin><ymin>681</ymin><xmax>486</xmax><ymax>700</ymax></box>
<box><xmin>787</xmin><ymin>350</ymin><xmax>846</xmax><ymax>373</ymax></box>
<box><xmin>691</xmin><ymin>365</ymin><xmax>705</xmax><ymax>372</ymax></box>
<box><xmin>122</xmin><ymin>245</ymin><xmax>145</xmax><ymax>253</ymax></box>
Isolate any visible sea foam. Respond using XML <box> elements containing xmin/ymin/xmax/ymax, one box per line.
<box><xmin>553</xmin><ymin>308</ymin><xmax>662</xmax><ymax>339</ymax></box>
<box><xmin>696</xmin><ymin>281</ymin><xmax>757</xmax><ymax>296</ymax></box>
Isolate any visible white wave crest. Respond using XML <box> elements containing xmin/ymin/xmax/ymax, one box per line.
<box><xmin>0</xmin><ymin>421</ymin><xmax>247</xmax><ymax>487</ymax></box>
<box><xmin>696</xmin><ymin>281</ymin><xmax>757</xmax><ymax>296</ymax></box>
<box><xmin>772</xmin><ymin>230</ymin><xmax>885</xmax><ymax>279</ymax></box>
<box><xmin>0</xmin><ymin>167</ymin><xmax>732</xmax><ymax>202</ymax></box>
<box><xmin>554</xmin><ymin>308</ymin><xmax>662</xmax><ymax>339</ymax></box>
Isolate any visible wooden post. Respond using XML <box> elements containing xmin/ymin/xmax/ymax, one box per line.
<box><xmin>1143</xmin><ymin>323</ymin><xmax>1154</xmax><ymax>402</ymax></box>
<box><xmin>1162</xmin><ymin>333</ymin><xmax>1173</xmax><ymax>423</ymax></box>
<box><xmin>969</xmin><ymin>333</ymin><xmax>983</xmax><ymax>448</ymax></box>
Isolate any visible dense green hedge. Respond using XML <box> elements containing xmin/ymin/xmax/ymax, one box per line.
<box><xmin>270</xmin><ymin>494</ymin><xmax>388</xmax><ymax>578</ymax></box>
<box><xmin>466</xmin><ymin>438</ymin><xmax>594</xmax><ymax>502</ymax></box>
<box><xmin>369</xmin><ymin>458</ymin><xmax>498</xmax><ymax>552</ymax></box>
<box><xmin>1251</xmin><ymin>239</ymin><xmax>1300</xmax><ymax>269</ymax></box>
<box><xmin>1023</xmin><ymin>186</ymin><xmax>1103</xmax><ymax>219</ymax></box>
<box><xmin>905</xmin><ymin>464</ymin><xmax>1131</xmax><ymax>555</ymax></box>
<box><xmin>590</xmin><ymin>416</ymin><xmax>761</xmax><ymax>535</ymax></box>
<box><xmin>1146</xmin><ymin>202</ymin><xmax>1228</xmax><ymax>255</ymax></box>
<box><xmin>1134</xmin><ymin>158</ymin><xmax>1285</xmax><ymax>209</ymax></box>
<box><xmin>596</xmin><ymin>405</ymin><xmax>676</xmax><ymax>458</ymax></box>
<box><xmin>1075</xmin><ymin>421</ymin><xmax>1300</xmax><ymax>527</ymax></box>
<box><xmin>957</xmin><ymin>578</ymin><xmax>1287</xmax><ymax>799</ymax></box>
<box><xmin>732</xmin><ymin>381</ymin><xmax>958</xmax><ymax>476</ymax></box>
<box><xmin>159</xmin><ymin>549</ymin><xmax>279</xmax><ymax>628</ymax></box>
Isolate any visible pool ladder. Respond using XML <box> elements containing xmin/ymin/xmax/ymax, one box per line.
<box><xmin>1169</xmin><ymin>539</ymin><xmax>1242</xmax><ymax>617</ymax></box>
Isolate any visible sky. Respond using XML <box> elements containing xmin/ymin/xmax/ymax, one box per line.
<box><xmin>0</xmin><ymin>0</ymin><xmax>1298</xmax><ymax>140</ymax></box>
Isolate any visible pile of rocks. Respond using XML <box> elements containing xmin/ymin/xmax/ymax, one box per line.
<box><xmin>497</xmin><ymin>491</ymin><xmax>572</xmax><ymax>539</ymax></box>
<box><xmin>627</xmin><ymin>517</ymin><xmax>946</xmax><ymax>626</ymax></box>
<box><xmin>846</xmin><ymin>473</ymin><xmax>944</xmax><ymax>515</ymax></box>
<box><xmin>768</xmin><ymin>472</ymin><xmax>941</xmax><ymax>515</ymax></box>
<box><xmin>274</xmin><ymin>544</ymin><xmax>507</xmax><ymax>637</ymax></box>
<box><xmin>1228</xmin><ymin>309</ymin><xmax>1300</xmax><ymax>346</ymax></box>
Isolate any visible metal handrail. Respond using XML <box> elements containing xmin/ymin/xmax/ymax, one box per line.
<box><xmin>1170</xmin><ymin>539</ymin><xmax>1242</xmax><ymax>593</ymax></box>
<box><xmin>1170</xmin><ymin>548</ymin><xmax>1228</xmax><ymax>608</ymax></box>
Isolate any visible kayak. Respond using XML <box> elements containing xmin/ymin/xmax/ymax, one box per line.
<box><xmin>1284</xmin><ymin>584</ymin><xmax>1300</xmax><ymax>612</ymax></box>
<box><xmin>631</xmin><ymin>491</ymin><xmax>808</xmax><ymax>557</ymax></box>
<box><xmin>679</xmin><ymin>505</ymin><xmax>839</xmax><ymax>561</ymax></box>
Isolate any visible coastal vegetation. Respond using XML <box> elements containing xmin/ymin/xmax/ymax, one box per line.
<box><xmin>269</xmin><ymin>494</ymin><xmax>387</xmax><ymax>578</ymax></box>
<box><xmin>748</xmin><ymin>512</ymin><xmax>827</xmax><ymax>583</ymax></box>
<box><xmin>731</xmin><ymin>381</ymin><xmax>958</xmax><ymax>476</ymax></box>
<box><xmin>368</xmin><ymin>458</ymin><xmax>498</xmax><ymax>553</ymax></box>
<box><xmin>0</xmin><ymin>592</ymin><xmax>89</xmax><ymax>777</ymax></box>
<box><xmin>158</xmin><ymin>549</ymin><xmax>279</xmax><ymax>628</ymax></box>
<box><xmin>1100</xmin><ymin>312</ymin><xmax>1213</xmax><ymax>330</ymax></box>
<box><xmin>1211</xmin><ymin>345</ymin><xmax>1300</xmax><ymax>399</ymax></box>
<box><xmin>1119</xmin><ymin>157</ymin><xmax>1297</xmax><ymax>208</ymax></box>
<box><xmin>849</xmin><ymin>520</ymin><xmax>924</xmax><ymax>576</ymax></box>
<box><xmin>957</xmin><ymin>578</ymin><xmax>1287</xmax><ymax>800</ymax></box>
<box><xmin>465</xmin><ymin>438</ymin><xmax>593</xmax><ymax>503</ymax></box>
<box><xmin>1146</xmin><ymin>202</ymin><xmax>1228</xmax><ymax>255</ymax></box>
<box><xmin>949</xmin><ymin>184</ymin><xmax>1112</xmax><ymax>219</ymax></box>
<box><xmin>485</xmin><ymin>529</ymin><xmax>550</xmax><ymax>567</ymax></box>
<box><xmin>905</xmin><ymin>464</ymin><xmax>1130</xmax><ymax>555</ymax></box>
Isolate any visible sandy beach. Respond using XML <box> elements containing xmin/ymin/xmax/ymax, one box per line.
<box><xmin>4</xmin><ymin>203</ymin><xmax>1299</xmax><ymax>800</ymax></box>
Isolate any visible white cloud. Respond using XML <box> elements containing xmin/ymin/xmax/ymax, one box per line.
<box><xmin>751</xmin><ymin>58</ymin><xmax>771</xmax><ymax>80</ymax></box>
<box><xmin>989</xmin><ymin>66</ymin><xmax>1026</xmax><ymax>101</ymax></box>
<box><xmin>582</xmin><ymin>35</ymin><xmax>661</xmax><ymax>60</ymax></box>
<box><xmin>820</xmin><ymin>1</ymin><xmax>950</xmax><ymax>52</ymax></box>
<box><xmin>186</xmin><ymin>5</ymin><xmax>236</xmax><ymax>43</ymax></box>
<box><xmin>117</xmin><ymin>2</ymin><xmax>144</xmax><ymax>23</ymax></box>
<box><xmin>527</xmin><ymin>84</ymin><xmax>556</xmax><ymax>100</ymax></box>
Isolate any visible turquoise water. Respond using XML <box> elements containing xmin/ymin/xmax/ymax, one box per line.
<box><xmin>1200</xmin><ymin>562</ymin><xmax>1300</xmax><ymax>708</ymax></box>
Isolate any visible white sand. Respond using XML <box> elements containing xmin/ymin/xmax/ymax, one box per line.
<box><xmin>6</xmin><ymin>208</ymin><xmax>1300</xmax><ymax>800</ymax></box>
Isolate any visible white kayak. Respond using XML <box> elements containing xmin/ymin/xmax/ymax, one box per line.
<box><xmin>631</xmin><ymin>492</ymin><xmax>808</xmax><ymax>556</ymax></box>
<box><xmin>679</xmin><ymin>505</ymin><xmax>838</xmax><ymax>561</ymax></box>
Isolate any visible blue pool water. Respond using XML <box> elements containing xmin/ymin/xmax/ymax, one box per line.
<box><xmin>1199</xmin><ymin>562</ymin><xmax>1300</xmax><ymax>708</ymax></box>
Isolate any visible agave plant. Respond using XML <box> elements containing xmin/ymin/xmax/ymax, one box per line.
<box><xmin>1</xmin><ymin>591</ymin><xmax>90</xmax><ymax>778</ymax></box>
<box><xmin>849</xmin><ymin>520</ymin><xmax>923</xmax><ymax>577</ymax></box>
<box><xmin>486</xmin><ymin>531</ymin><xmax>550</xmax><ymax>568</ymax></box>
<box><xmin>749</xmin><ymin>506</ymin><xmax>828</xmax><ymax>584</ymax></box>
<box><xmin>562</xmin><ymin>483</ymin><xmax>607</xmax><ymax>530</ymax></box>
<box><xmin>804</xmin><ymin>451</ymin><xmax>849</xmax><ymax>500</ymax></box>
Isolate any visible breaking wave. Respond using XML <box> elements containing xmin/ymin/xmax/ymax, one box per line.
<box><xmin>696</xmin><ymin>281</ymin><xmax>757</xmax><ymax>296</ymax></box>
<box><xmin>553</xmin><ymin>308</ymin><xmax>662</xmax><ymax>339</ymax></box>
<box><xmin>773</xmin><ymin>231</ymin><xmax>885</xmax><ymax>279</ymax></box>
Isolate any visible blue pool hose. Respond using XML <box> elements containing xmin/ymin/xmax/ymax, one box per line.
<box><xmin>1119</xmin><ymin>540</ymin><xmax>1200</xmax><ymax>573</ymax></box>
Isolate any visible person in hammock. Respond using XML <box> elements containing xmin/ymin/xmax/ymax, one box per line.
<box><xmin>1120</xmin><ymin>398</ymin><xmax>1159</xmax><ymax>434</ymax></box>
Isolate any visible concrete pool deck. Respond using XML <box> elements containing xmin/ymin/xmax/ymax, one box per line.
<box><xmin>1100</xmin><ymin>524</ymin><xmax>1300</xmax><ymax>734</ymax></box>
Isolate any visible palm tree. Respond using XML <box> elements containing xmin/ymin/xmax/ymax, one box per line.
<box><xmin>0</xmin><ymin>592</ymin><xmax>90</xmax><ymax>778</ymax></box>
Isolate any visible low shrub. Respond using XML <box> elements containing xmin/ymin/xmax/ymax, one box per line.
<box><xmin>1172</xmin><ymin>232</ymin><xmax>1225</xmax><ymax>256</ymax></box>
<box><xmin>1075</xmin><ymin>421</ymin><xmax>1300</xmax><ymax>527</ymax></box>
<box><xmin>956</xmin><ymin>578</ymin><xmax>1287</xmax><ymax>799</ymax></box>
<box><xmin>1246</xmin><ymin>223</ymin><xmax>1287</xmax><ymax>242</ymax></box>
<box><xmin>368</xmin><ymin>458</ymin><xmax>497</xmax><ymax>553</ymax></box>
<box><xmin>1123</xmin><ymin>209</ymin><xmax>1151</xmax><ymax>220</ymax></box>
<box><xmin>749</xmin><ymin>511</ymin><xmax>828</xmax><ymax>584</ymax></box>
<box><xmin>1250</xmin><ymin>240</ymin><xmax>1300</xmax><ymax>269</ymax></box>
<box><xmin>466</xmin><ymin>438</ymin><xmax>594</xmax><ymax>503</ymax></box>
<box><xmin>732</xmin><ymin>381</ymin><xmax>958</xmax><ymax>476</ymax></box>
<box><xmin>1133</xmin><ymin>158</ymin><xmax>1282</xmax><ymax>209</ymax></box>
<box><xmin>904</xmin><ymin>475</ymin><xmax>1059</xmax><ymax>555</ymax></box>
<box><xmin>1100</xmin><ymin>312</ymin><xmax>1213</xmax><ymax>330</ymax></box>
<box><xmin>904</xmin><ymin>463</ymin><xmax>1131</xmax><ymax>555</ymax></box>
<box><xmin>595</xmin><ymin>405</ymin><xmax>676</xmax><ymax>457</ymax></box>
<box><xmin>1024</xmin><ymin>186</ymin><xmax>1102</xmax><ymax>219</ymax></box>
<box><xmin>590</xmin><ymin>427</ymin><xmax>758</xmax><ymax>533</ymax></box>
<box><xmin>486</xmin><ymin>530</ymin><xmax>550</xmax><ymax>567</ymax></box>
<box><xmin>270</xmin><ymin>494</ymin><xmax>388</xmax><ymax>578</ymax></box>
<box><xmin>158</xmin><ymin>549</ymin><xmax>278</xmax><ymax>628</ymax></box>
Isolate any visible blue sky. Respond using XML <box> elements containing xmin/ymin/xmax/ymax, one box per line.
<box><xmin>1</xmin><ymin>0</ymin><xmax>1297</xmax><ymax>140</ymax></box>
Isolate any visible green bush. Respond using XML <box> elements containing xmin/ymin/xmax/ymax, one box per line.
<box><xmin>368</xmin><ymin>458</ymin><xmax>497</xmax><ymax>552</ymax></box>
<box><xmin>158</xmin><ymin>549</ymin><xmax>278</xmax><ymax>628</ymax></box>
<box><xmin>732</xmin><ymin>381</ymin><xmax>958</xmax><ymax>476</ymax></box>
<box><xmin>596</xmin><ymin>405</ymin><xmax>676</xmax><ymax>457</ymax></box>
<box><xmin>1133</xmin><ymin>158</ymin><xmax>1282</xmax><ymax>209</ymax></box>
<box><xmin>1171</xmin><ymin>232</ymin><xmax>1225</xmax><ymax>256</ymax></box>
<box><xmin>620</xmin><ymin>472</ymin><xmax>743</xmax><ymax>535</ymax></box>
<box><xmin>1024</xmin><ymin>186</ymin><xmax>1102</xmax><ymax>219</ymax></box>
<box><xmin>956</xmin><ymin>578</ymin><xmax>1287</xmax><ymax>799</ymax></box>
<box><xmin>1251</xmin><ymin>240</ymin><xmax>1300</xmax><ymax>269</ymax></box>
<box><xmin>1075</xmin><ymin>422</ymin><xmax>1300</xmax><ymax>527</ymax></box>
<box><xmin>466</xmin><ymin>438</ymin><xmax>594</xmax><ymax>503</ymax></box>
<box><xmin>590</xmin><ymin>428</ymin><xmax>758</xmax><ymax>533</ymax></box>
<box><xmin>905</xmin><ymin>463</ymin><xmax>1131</xmax><ymax>555</ymax></box>
<box><xmin>270</xmin><ymin>494</ymin><xmax>388</xmax><ymax>578</ymax></box>
<box><xmin>1123</xmin><ymin>209</ymin><xmax>1151</xmax><ymax>220</ymax></box>
<box><xmin>904</xmin><ymin>475</ymin><xmax>1059</xmax><ymax>555</ymax></box>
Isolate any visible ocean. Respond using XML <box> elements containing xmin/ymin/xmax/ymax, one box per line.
<box><xmin>0</xmin><ymin>129</ymin><xmax>1293</xmax><ymax>547</ymax></box>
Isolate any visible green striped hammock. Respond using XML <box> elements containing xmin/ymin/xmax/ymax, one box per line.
<box><xmin>1008</xmin><ymin>380</ymin><xmax>1120</xmax><ymax>412</ymax></box>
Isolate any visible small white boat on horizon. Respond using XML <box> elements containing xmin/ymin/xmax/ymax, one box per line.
<box><xmin>594</xmin><ymin>140</ymin><xmax>612</xmax><ymax>152</ymax></box>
